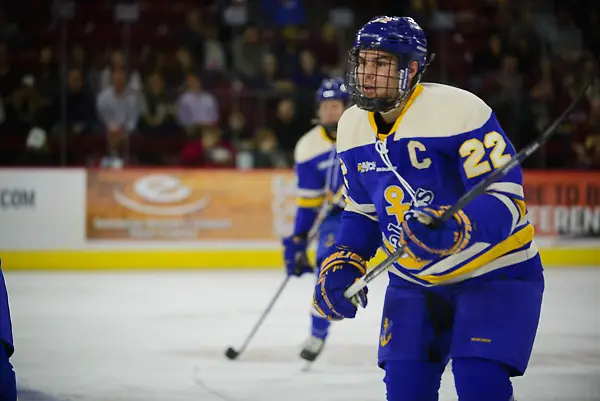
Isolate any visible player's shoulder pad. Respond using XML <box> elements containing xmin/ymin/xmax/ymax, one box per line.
<box><xmin>396</xmin><ymin>83</ymin><xmax>493</xmax><ymax>139</ymax></box>
<box><xmin>336</xmin><ymin>105</ymin><xmax>376</xmax><ymax>154</ymax></box>
<box><xmin>294</xmin><ymin>125</ymin><xmax>334</xmax><ymax>164</ymax></box>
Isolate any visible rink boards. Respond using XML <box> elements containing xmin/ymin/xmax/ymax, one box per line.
<box><xmin>0</xmin><ymin>168</ymin><xmax>599</xmax><ymax>270</ymax></box>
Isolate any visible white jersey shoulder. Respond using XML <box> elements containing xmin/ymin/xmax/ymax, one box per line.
<box><xmin>294</xmin><ymin>125</ymin><xmax>335</xmax><ymax>164</ymax></box>
<box><xmin>336</xmin><ymin>105</ymin><xmax>376</xmax><ymax>153</ymax></box>
<box><xmin>395</xmin><ymin>83</ymin><xmax>492</xmax><ymax>140</ymax></box>
<box><xmin>337</xmin><ymin>84</ymin><xmax>493</xmax><ymax>153</ymax></box>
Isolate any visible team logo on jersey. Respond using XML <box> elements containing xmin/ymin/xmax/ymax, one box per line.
<box><xmin>357</xmin><ymin>161</ymin><xmax>397</xmax><ymax>173</ymax></box>
<box><xmin>384</xmin><ymin>187</ymin><xmax>435</xmax><ymax>252</ymax></box>
<box><xmin>380</xmin><ymin>317</ymin><xmax>393</xmax><ymax>347</ymax></box>
<box><xmin>357</xmin><ymin>161</ymin><xmax>377</xmax><ymax>173</ymax></box>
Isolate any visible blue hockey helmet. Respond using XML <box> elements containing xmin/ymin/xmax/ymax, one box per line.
<box><xmin>316</xmin><ymin>77</ymin><xmax>350</xmax><ymax>104</ymax></box>
<box><xmin>346</xmin><ymin>16</ymin><xmax>431</xmax><ymax>113</ymax></box>
<box><xmin>315</xmin><ymin>78</ymin><xmax>349</xmax><ymax>132</ymax></box>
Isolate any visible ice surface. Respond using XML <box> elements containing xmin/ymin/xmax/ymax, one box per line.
<box><xmin>6</xmin><ymin>268</ymin><xmax>600</xmax><ymax>401</ymax></box>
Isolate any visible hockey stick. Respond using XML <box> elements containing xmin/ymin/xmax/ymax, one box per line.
<box><xmin>344</xmin><ymin>81</ymin><xmax>591</xmax><ymax>301</ymax></box>
<box><xmin>225</xmin><ymin>188</ymin><xmax>344</xmax><ymax>360</ymax></box>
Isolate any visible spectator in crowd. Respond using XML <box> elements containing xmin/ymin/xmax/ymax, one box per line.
<box><xmin>222</xmin><ymin>110</ymin><xmax>252</xmax><ymax>143</ymax></box>
<box><xmin>173</xmin><ymin>48</ymin><xmax>199</xmax><ymax>90</ymax></box>
<box><xmin>269</xmin><ymin>97</ymin><xmax>307</xmax><ymax>160</ymax></box>
<box><xmin>180</xmin><ymin>126</ymin><xmax>235</xmax><ymax>167</ymax></box>
<box><xmin>69</xmin><ymin>44</ymin><xmax>98</xmax><ymax>91</ymax></box>
<box><xmin>96</xmin><ymin>68</ymin><xmax>141</xmax><ymax>160</ymax></box>
<box><xmin>53</xmin><ymin>68</ymin><xmax>96</xmax><ymax>136</ymax></box>
<box><xmin>140</xmin><ymin>72</ymin><xmax>177</xmax><ymax>135</ymax></box>
<box><xmin>252</xmin><ymin>126</ymin><xmax>289</xmax><ymax>168</ymax></box>
<box><xmin>472</xmin><ymin>33</ymin><xmax>505</xmax><ymax>76</ymax></box>
<box><xmin>35</xmin><ymin>46</ymin><xmax>58</xmax><ymax>98</ymax></box>
<box><xmin>292</xmin><ymin>49</ymin><xmax>325</xmax><ymax>91</ymax></box>
<box><xmin>8</xmin><ymin>75</ymin><xmax>49</xmax><ymax>133</ymax></box>
<box><xmin>176</xmin><ymin>73</ymin><xmax>219</xmax><ymax>134</ymax></box>
<box><xmin>260</xmin><ymin>0</ymin><xmax>306</xmax><ymax>27</ymax></box>
<box><xmin>203</xmin><ymin>27</ymin><xmax>227</xmax><ymax>72</ymax></box>
<box><xmin>99</xmin><ymin>50</ymin><xmax>142</xmax><ymax>93</ymax></box>
<box><xmin>180</xmin><ymin>8</ymin><xmax>206</xmax><ymax>68</ymax></box>
<box><xmin>250</xmin><ymin>52</ymin><xmax>293</xmax><ymax>91</ymax></box>
<box><xmin>311</xmin><ymin>23</ymin><xmax>343</xmax><ymax>76</ymax></box>
<box><xmin>0</xmin><ymin>42</ymin><xmax>20</xmax><ymax>131</ymax></box>
<box><xmin>16</xmin><ymin>126</ymin><xmax>53</xmax><ymax>166</ymax></box>
<box><xmin>232</xmin><ymin>26</ymin><xmax>267</xmax><ymax>79</ymax></box>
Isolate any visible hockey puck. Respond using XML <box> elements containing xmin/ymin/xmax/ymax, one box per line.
<box><xmin>225</xmin><ymin>347</ymin><xmax>239</xmax><ymax>360</ymax></box>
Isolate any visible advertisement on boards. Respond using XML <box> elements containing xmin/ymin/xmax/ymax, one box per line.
<box><xmin>524</xmin><ymin>171</ymin><xmax>599</xmax><ymax>238</ymax></box>
<box><xmin>86</xmin><ymin>170</ymin><xmax>297</xmax><ymax>241</ymax></box>
<box><xmin>0</xmin><ymin>169</ymin><xmax>85</xmax><ymax>249</ymax></box>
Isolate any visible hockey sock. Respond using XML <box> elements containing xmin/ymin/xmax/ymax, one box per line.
<box><xmin>311</xmin><ymin>314</ymin><xmax>330</xmax><ymax>339</ymax></box>
<box><xmin>383</xmin><ymin>360</ymin><xmax>445</xmax><ymax>401</ymax></box>
<box><xmin>453</xmin><ymin>357</ymin><xmax>513</xmax><ymax>401</ymax></box>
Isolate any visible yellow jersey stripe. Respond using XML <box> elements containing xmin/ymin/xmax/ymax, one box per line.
<box><xmin>417</xmin><ymin>224</ymin><xmax>535</xmax><ymax>284</ymax></box>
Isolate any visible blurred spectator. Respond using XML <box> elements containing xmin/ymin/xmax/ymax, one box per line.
<box><xmin>269</xmin><ymin>97</ymin><xmax>307</xmax><ymax>158</ymax></box>
<box><xmin>99</xmin><ymin>50</ymin><xmax>142</xmax><ymax>93</ymax></box>
<box><xmin>0</xmin><ymin>43</ymin><xmax>18</xmax><ymax>98</ymax></box>
<box><xmin>250</xmin><ymin>52</ymin><xmax>293</xmax><ymax>91</ymax></box>
<box><xmin>52</xmin><ymin>69</ymin><xmax>96</xmax><ymax>136</ymax></box>
<box><xmin>0</xmin><ymin>42</ymin><xmax>20</xmax><ymax>131</ymax></box>
<box><xmin>292</xmin><ymin>49</ymin><xmax>326</xmax><ymax>91</ymax></box>
<box><xmin>35</xmin><ymin>46</ymin><xmax>59</xmax><ymax>97</ymax></box>
<box><xmin>203</xmin><ymin>27</ymin><xmax>227</xmax><ymax>72</ymax></box>
<box><xmin>177</xmin><ymin>73</ymin><xmax>219</xmax><ymax>134</ymax></box>
<box><xmin>232</xmin><ymin>26</ymin><xmax>267</xmax><ymax>79</ymax></box>
<box><xmin>528</xmin><ymin>57</ymin><xmax>555</xmax><ymax>133</ymax></box>
<box><xmin>8</xmin><ymin>74</ymin><xmax>49</xmax><ymax>133</ymax></box>
<box><xmin>273</xmin><ymin>26</ymin><xmax>305</xmax><ymax>78</ymax></box>
<box><xmin>487</xmin><ymin>54</ymin><xmax>523</xmax><ymax>137</ymax></box>
<box><xmin>222</xmin><ymin>111</ymin><xmax>252</xmax><ymax>143</ymax></box>
<box><xmin>311</xmin><ymin>23</ymin><xmax>342</xmax><ymax>75</ymax></box>
<box><xmin>0</xmin><ymin>8</ymin><xmax>19</xmax><ymax>45</ymax></box>
<box><xmin>69</xmin><ymin>44</ymin><xmax>97</xmax><ymax>91</ymax></box>
<box><xmin>140</xmin><ymin>72</ymin><xmax>177</xmax><ymax>135</ymax></box>
<box><xmin>180</xmin><ymin>8</ymin><xmax>206</xmax><ymax>68</ymax></box>
<box><xmin>252</xmin><ymin>126</ymin><xmax>289</xmax><ymax>168</ymax></box>
<box><xmin>96</xmin><ymin>68</ymin><xmax>141</xmax><ymax>158</ymax></box>
<box><xmin>173</xmin><ymin>48</ymin><xmax>198</xmax><ymax>89</ymax></box>
<box><xmin>549</xmin><ymin>9</ymin><xmax>583</xmax><ymax>60</ymax></box>
<box><xmin>472</xmin><ymin>33</ymin><xmax>504</xmax><ymax>76</ymax></box>
<box><xmin>260</xmin><ymin>0</ymin><xmax>306</xmax><ymax>27</ymax></box>
<box><xmin>16</xmin><ymin>127</ymin><xmax>53</xmax><ymax>166</ymax></box>
<box><xmin>180</xmin><ymin>126</ymin><xmax>235</xmax><ymax>167</ymax></box>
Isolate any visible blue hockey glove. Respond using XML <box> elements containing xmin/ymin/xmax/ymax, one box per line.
<box><xmin>312</xmin><ymin>245</ymin><xmax>368</xmax><ymax>320</ymax></box>
<box><xmin>282</xmin><ymin>235</ymin><xmax>314</xmax><ymax>277</ymax></box>
<box><xmin>399</xmin><ymin>205</ymin><xmax>473</xmax><ymax>261</ymax></box>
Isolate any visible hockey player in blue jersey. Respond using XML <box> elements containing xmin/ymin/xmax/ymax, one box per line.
<box><xmin>282</xmin><ymin>78</ymin><xmax>349</xmax><ymax>362</ymax></box>
<box><xmin>0</xmin><ymin>262</ymin><xmax>17</xmax><ymax>401</ymax></box>
<box><xmin>312</xmin><ymin>16</ymin><xmax>544</xmax><ymax>401</ymax></box>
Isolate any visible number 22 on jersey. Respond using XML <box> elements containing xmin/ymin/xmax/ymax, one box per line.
<box><xmin>459</xmin><ymin>131</ymin><xmax>511</xmax><ymax>179</ymax></box>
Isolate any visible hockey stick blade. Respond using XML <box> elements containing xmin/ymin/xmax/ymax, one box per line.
<box><xmin>344</xmin><ymin>80</ymin><xmax>591</xmax><ymax>301</ymax></box>
<box><xmin>224</xmin><ymin>347</ymin><xmax>240</xmax><ymax>360</ymax></box>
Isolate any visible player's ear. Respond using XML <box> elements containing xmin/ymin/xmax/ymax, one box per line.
<box><xmin>408</xmin><ymin>61</ymin><xmax>419</xmax><ymax>80</ymax></box>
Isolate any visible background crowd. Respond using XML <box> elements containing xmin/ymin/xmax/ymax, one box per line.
<box><xmin>0</xmin><ymin>0</ymin><xmax>598</xmax><ymax>169</ymax></box>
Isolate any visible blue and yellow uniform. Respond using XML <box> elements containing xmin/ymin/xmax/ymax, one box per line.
<box><xmin>293</xmin><ymin>125</ymin><xmax>345</xmax><ymax>259</ymax></box>
<box><xmin>312</xmin><ymin>16</ymin><xmax>544</xmax><ymax>401</ymax></box>
<box><xmin>282</xmin><ymin>78</ymin><xmax>349</xmax><ymax>361</ymax></box>
<box><xmin>0</xmin><ymin>262</ymin><xmax>17</xmax><ymax>401</ymax></box>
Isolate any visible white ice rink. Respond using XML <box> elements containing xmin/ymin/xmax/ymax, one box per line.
<box><xmin>6</xmin><ymin>268</ymin><xmax>600</xmax><ymax>401</ymax></box>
